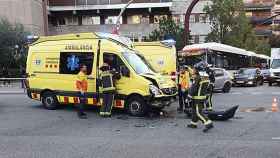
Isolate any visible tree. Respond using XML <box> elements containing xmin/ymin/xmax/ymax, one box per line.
<box><xmin>148</xmin><ymin>17</ymin><xmax>187</xmax><ymax>50</ymax></box>
<box><xmin>270</xmin><ymin>34</ymin><xmax>280</xmax><ymax>48</ymax></box>
<box><xmin>204</xmin><ymin>0</ymin><xmax>270</xmax><ymax>55</ymax></box>
<box><xmin>0</xmin><ymin>18</ymin><xmax>29</xmax><ymax>69</ymax></box>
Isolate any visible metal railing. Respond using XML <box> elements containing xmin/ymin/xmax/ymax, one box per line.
<box><xmin>0</xmin><ymin>78</ymin><xmax>27</xmax><ymax>93</ymax></box>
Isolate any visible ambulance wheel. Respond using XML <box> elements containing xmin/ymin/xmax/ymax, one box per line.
<box><xmin>127</xmin><ymin>96</ymin><xmax>147</xmax><ymax>117</ymax></box>
<box><xmin>42</xmin><ymin>91</ymin><xmax>59</xmax><ymax>110</ymax></box>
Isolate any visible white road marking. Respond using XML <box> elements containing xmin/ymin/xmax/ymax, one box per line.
<box><xmin>272</xmin><ymin>137</ymin><xmax>280</xmax><ymax>140</ymax></box>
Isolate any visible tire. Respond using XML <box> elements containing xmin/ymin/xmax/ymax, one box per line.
<box><xmin>222</xmin><ymin>82</ymin><xmax>231</xmax><ymax>93</ymax></box>
<box><xmin>269</xmin><ymin>82</ymin><xmax>273</xmax><ymax>86</ymax></box>
<box><xmin>42</xmin><ymin>91</ymin><xmax>59</xmax><ymax>110</ymax></box>
<box><xmin>126</xmin><ymin>96</ymin><xmax>147</xmax><ymax>117</ymax></box>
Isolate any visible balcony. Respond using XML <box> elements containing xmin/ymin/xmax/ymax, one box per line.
<box><xmin>48</xmin><ymin>0</ymin><xmax>172</xmax><ymax>6</ymax></box>
<box><xmin>48</xmin><ymin>23</ymin><xmax>159</xmax><ymax>37</ymax></box>
<box><xmin>48</xmin><ymin>0</ymin><xmax>172</xmax><ymax>12</ymax></box>
<box><xmin>244</xmin><ymin>2</ymin><xmax>273</xmax><ymax>11</ymax></box>
<box><xmin>250</xmin><ymin>16</ymin><xmax>272</xmax><ymax>25</ymax></box>
<box><xmin>254</xmin><ymin>29</ymin><xmax>272</xmax><ymax>36</ymax></box>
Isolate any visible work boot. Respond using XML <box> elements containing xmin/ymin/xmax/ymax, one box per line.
<box><xmin>187</xmin><ymin>124</ymin><xmax>197</xmax><ymax>129</ymax></box>
<box><xmin>203</xmin><ymin>123</ymin><xmax>214</xmax><ymax>133</ymax></box>
<box><xmin>78</xmin><ymin>112</ymin><xmax>87</xmax><ymax>119</ymax></box>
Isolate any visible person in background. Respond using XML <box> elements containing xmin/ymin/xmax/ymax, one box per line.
<box><xmin>205</xmin><ymin>66</ymin><xmax>215</xmax><ymax>111</ymax></box>
<box><xmin>3</xmin><ymin>67</ymin><xmax>11</xmax><ymax>87</ymax></box>
<box><xmin>178</xmin><ymin>66</ymin><xmax>192</xmax><ymax>113</ymax></box>
<box><xmin>76</xmin><ymin>64</ymin><xmax>88</xmax><ymax>119</ymax></box>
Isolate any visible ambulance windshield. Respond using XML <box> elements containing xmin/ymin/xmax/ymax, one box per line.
<box><xmin>123</xmin><ymin>51</ymin><xmax>154</xmax><ymax>75</ymax></box>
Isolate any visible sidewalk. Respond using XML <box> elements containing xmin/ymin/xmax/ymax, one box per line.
<box><xmin>0</xmin><ymin>84</ymin><xmax>25</xmax><ymax>94</ymax></box>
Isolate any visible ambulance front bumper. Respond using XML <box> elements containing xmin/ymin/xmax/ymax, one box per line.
<box><xmin>146</xmin><ymin>95</ymin><xmax>177</xmax><ymax>108</ymax></box>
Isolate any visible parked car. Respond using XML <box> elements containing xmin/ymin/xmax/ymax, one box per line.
<box><xmin>212</xmin><ymin>68</ymin><xmax>232</xmax><ymax>93</ymax></box>
<box><xmin>260</xmin><ymin>69</ymin><xmax>270</xmax><ymax>82</ymax></box>
<box><xmin>233</xmin><ymin>68</ymin><xmax>264</xmax><ymax>87</ymax></box>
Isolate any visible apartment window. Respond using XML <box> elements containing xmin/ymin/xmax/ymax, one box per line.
<box><xmin>246</xmin><ymin>12</ymin><xmax>253</xmax><ymax>17</ymax></box>
<box><xmin>153</xmin><ymin>15</ymin><xmax>168</xmax><ymax>24</ymax></box>
<box><xmin>199</xmin><ymin>14</ymin><xmax>207</xmax><ymax>23</ymax></box>
<box><xmin>57</xmin><ymin>17</ymin><xmax>66</xmax><ymax>26</ymax></box>
<box><xmin>189</xmin><ymin>14</ymin><xmax>196</xmax><ymax>23</ymax></box>
<box><xmin>172</xmin><ymin>15</ymin><xmax>181</xmax><ymax>24</ymax></box>
<box><xmin>82</xmin><ymin>16</ymin><xmax>101</xmax><ymax>25</ymax></box>
<box><xmin>105</xmin><ymin>16</ymin><xmax>122</xmax><ymax>24</ymax></box>
<box><xmin>66</xmin><ymin>16</ymin><xmax>78</xmax><ymax>25</ymax></box>
<box><xmin>127</xmin><ymin>15</ymin><xmax>141</xmax><ymax>24</ymax></box>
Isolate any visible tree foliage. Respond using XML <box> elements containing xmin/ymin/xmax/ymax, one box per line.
<box><xmin>204</xmin><ymin>0</ymin><xmax>270</xmax><ymax>56</ymax></box>
<box><xmin>148</xmin><ymin>17</ymin><xmax>186</xmax><ymax>50</ymax></box>
<box><xmin>0</xmin><ymin>18</ymin><xmax>29</xmax><ymax>69</ymax></box>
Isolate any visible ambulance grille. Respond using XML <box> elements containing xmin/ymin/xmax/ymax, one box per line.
<box><xmin>161</xmin><ymin>87</ymin><xmax>177</xmax><ymax>95</ymax></box>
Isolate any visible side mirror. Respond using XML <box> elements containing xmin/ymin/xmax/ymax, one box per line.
<box><xmin>121</xmin><ymin>66</ymin><xmax>130</xmax><ymax>77</ymax></box>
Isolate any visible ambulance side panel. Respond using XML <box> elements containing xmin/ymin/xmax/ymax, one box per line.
<box><xmin>27</xmin><ymin>39</ymin><xmax>97</xmax><ymax>95</ymax></box>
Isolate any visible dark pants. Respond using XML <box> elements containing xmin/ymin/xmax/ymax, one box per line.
<box><xmin>100</xmin><ymin>92</ymin><xmax>114</xmax><ymax>115</ymax></box>
<box><xmin>77</xmin><ymin>93</ymin><xmax>86</xmax><ymax>115</ymax></box>
<box><xmin>191</xmin><ymin>100</ymin><xmax>211</xmax><ymax>126</ymax></box>
<box><xmin>178</xmin><ymin>87</ymin><xmax>188</xmax><ymax>110</ymax></box>
<box><xmin>206</xmin><ymin>83</ymin><xmax>214</xmax><ymax>110</ymax></box>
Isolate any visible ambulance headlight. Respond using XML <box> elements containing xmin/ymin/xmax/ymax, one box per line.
<box><xmin>149</xmin><ymin>85</ymin><xmax>161</xmax><ymax>96</ymax></box>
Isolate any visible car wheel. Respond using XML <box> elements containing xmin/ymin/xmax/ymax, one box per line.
<box><xmin>126</xmin><ymin>96</ymin><xmax>147</xmax><ymax>117</ymax></box>
<box><xmin>42</xmin><ymin>91</ymin><xmax>59</xmax><ymax>110</ymax></box>
<box><xmin>222</xmin><ymin>82</ymin><xmax>231</xmax><ymax>93</ymax></box>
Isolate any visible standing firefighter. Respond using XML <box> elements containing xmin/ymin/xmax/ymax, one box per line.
<box><xmin>178</xmin><ymin>66</ymin><xmax>192</xmax><ymax>113</ymax></box>
<box><xmin>99</xmin><ymin>63</ymin><xmax>116</xmax><ymax>117</ymax></box>
<box><xmin>187</xmin><ymin>64</ymin><xmax>214</xmax><ymax>132</ymax></box>
<box><xmin>205</xmin><ymin>66</ymin><xmax>215</xmax><ymax>111</ymax></box>
<box><xmin>76</xmin><ymin>64</ymin><xmax>88</xmax><ymax>119</ymax></box>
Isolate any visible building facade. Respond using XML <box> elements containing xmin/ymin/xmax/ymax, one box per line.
<box><xmin>48</xmin><ymin>0</ymin><xmax>173</xmax><ymax>41</ymax></box>
<box><xmin>244</xmin><ymin>0</ymin><xmax>273</xmax><ymax>39</ymax></box>
<box><xmin>47</xmin><ymin>0</ymin><xmax>211</xmax><ymax>43</ymax></box>
<box><xmin>0</xmin><ymin>0</ymin><xmax>47</xmax><ymax>35</ymax></box>
<box><xmin>272</xmin><ymin>0</ymin><xmax>280</xmax><ymax>35</ymax></box>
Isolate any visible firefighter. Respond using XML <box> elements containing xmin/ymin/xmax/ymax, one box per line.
<box><xmin>76</xmin><ymin>64</ymin><xmax>88</xmax><ymax>119</ymax></box>
<box><xmin>187</xmin><ymin>64</ymin><xmax>214</xmax><ymax>132</ymax></box>
<box><xmin>205</xmin><ymin>66</ymin><xmax>215</xmax><ymax>111</ymax></box>
<box><xmin>178</xmin><ymin>66</ymin><xmax>192</xmax><ymax>113</ymax></box>
<box><xmin>99</xmin><ymin>63</ymin><xmax>116</xmax><ymax>117</ymax></box>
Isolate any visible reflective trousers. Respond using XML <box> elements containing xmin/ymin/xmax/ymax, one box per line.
<box><xmin>206</xmin><ymin>83</ymin><xmax>214</xmax><ymax>110</ymax></box>
<box><xmin>190</xmin><ymin>101</ymin><xmax>212</xmax><ymax>126</ymax></box>
<box><xmin>100</xmin><ymin>92</ymin><xmax>114</xmax><ymax>116</ymax></box>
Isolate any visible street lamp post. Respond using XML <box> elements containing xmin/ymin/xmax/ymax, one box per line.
<box><xmin>112</xmin><ymin>0</ymin><xmax>134</xmax><ymax>34</ymax></box>
<box><xmin>184</xmin><ymin>0</ymin><xmax>200</xmax><ymax>45</ymax></box>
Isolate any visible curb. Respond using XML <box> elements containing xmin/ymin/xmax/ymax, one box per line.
<box><xmin>0</xmin><ymin>91</ymin><xmax>25</xmax><ymax>94</ymax></box>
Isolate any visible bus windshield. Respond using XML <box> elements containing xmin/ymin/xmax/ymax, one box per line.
<box><xmin>271</xmin><ymin>59</ymin><xmax>280</xmax><ymax>69</ymax></box>
<box><xmin>123</xmin><ymin>51</ymin><xmax>154</xmax><ymax>75</ymax></box>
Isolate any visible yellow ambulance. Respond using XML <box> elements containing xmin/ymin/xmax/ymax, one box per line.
<box><xmin>134</xmin><ymin>41</ymin><xmax>177</xmax><ymax>81</ymax></box>
<box><xmin>26</xmin><ymin>33</ymin><xmax>177</xmax><ymax>116</ymax></box>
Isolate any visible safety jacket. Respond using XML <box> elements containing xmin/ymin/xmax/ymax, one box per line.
<box><xmin>100</xmin><ymin>70</ymin><xmax>116</xmax><ymax>92</ymax></box>
<box><xmin>189</xmin><ymin>75</ymin><xmax>210</xmax><ymax>100</ymax></box>
<box><xmin>76</xmin><ymin>71</ymin><xmax>88</xmax><ymax>92</ymax></box>
<box><xmin>179</xmin><ymin>71</ymin><xmax>191</xmax><ymax>90</ymax></box>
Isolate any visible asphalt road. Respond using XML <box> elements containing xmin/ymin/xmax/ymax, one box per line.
<box><xmin>0</xmin><ymin>84</ymin><xmax>279</xmax><ymax>158</ymax></box>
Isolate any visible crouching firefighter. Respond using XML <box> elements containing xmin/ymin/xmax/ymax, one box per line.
<box><xmin>99</xmin><ymin>63</ymin><xmax>117</xmax><ymax>117</ymax></box>
<box><xmin>187</xmin><ymin>64</ymin><xmax>214</xmax><ymax>132</ymax></box>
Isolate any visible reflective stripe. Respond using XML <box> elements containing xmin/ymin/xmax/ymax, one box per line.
<box><xmin>190</xmin><ymin>121</ymin><xmax>198</xmax><ymax>125</ymax></box>
<box><xmin>204</xmin><ymin>120</ymin><xmax>212</xmax><ymax>125</ymax></box>
<box><xmin>101</xmin><ymin>87</ymin><xmax>116</xmax><ymax>92</ymax></box>
<box><xmin>193</xmin><ymin>96</ymin><xmax>207</xmax><ymax>100</ymax></box>
<box><xmin>196</xmin><ymin>104</ymin><xmax>207</xmax><ymax>123</ymax></box>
